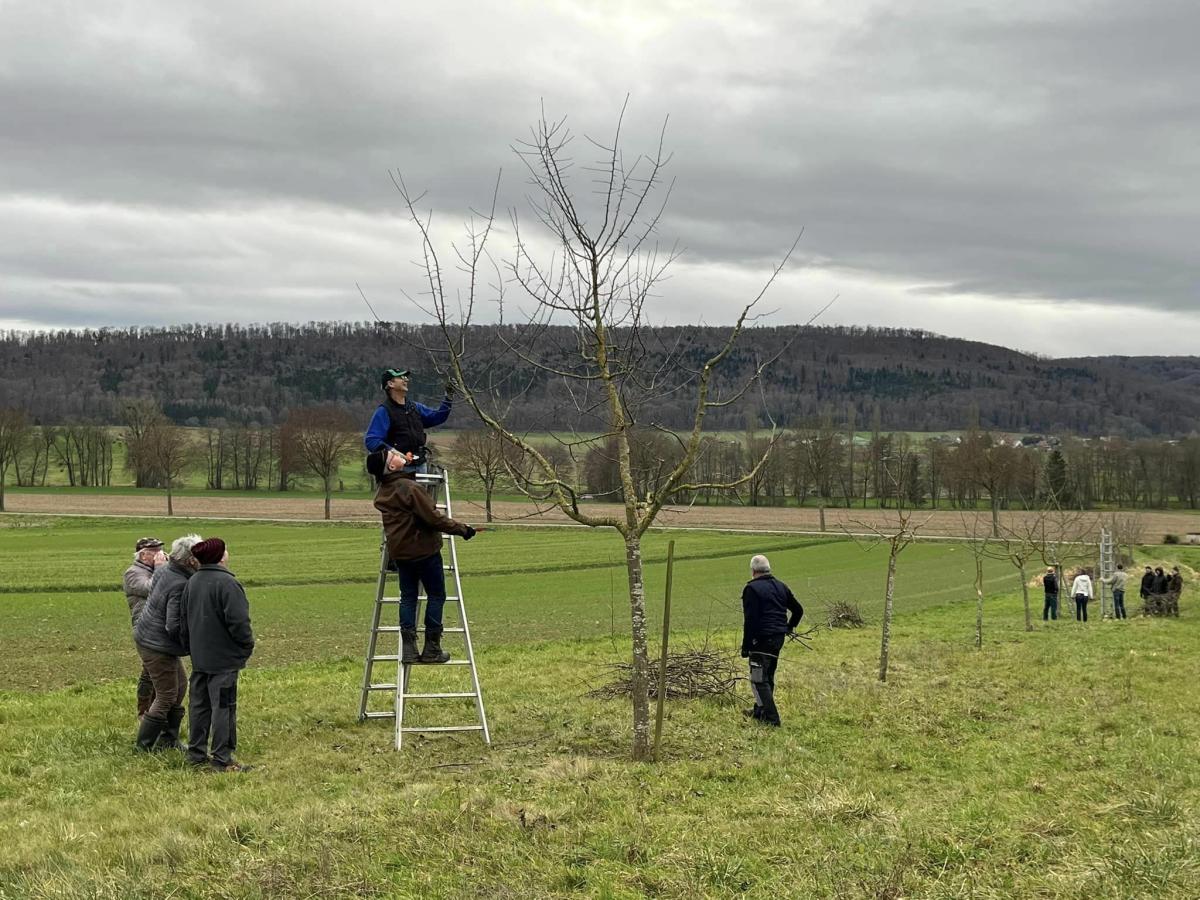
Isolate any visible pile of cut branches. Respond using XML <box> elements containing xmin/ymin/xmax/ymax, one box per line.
<box><xmin>826</xmin><ymin>600</ymin><xmax>866</xmax><ymax>628</ymax></box>
<box><xmin>590</xmin><ymin>649</ymin><xmax>739</xmax><ymax>701</ymax></box>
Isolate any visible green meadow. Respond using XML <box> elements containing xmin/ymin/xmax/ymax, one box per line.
<box><xmin>1</xmin><ymin>515</ymin><xmax>1198</xmax><ymax>898</ymax></box>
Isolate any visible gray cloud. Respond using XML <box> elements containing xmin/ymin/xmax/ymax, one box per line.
<box><xmin>0</xmin><ymin>0</ymin><xmax>1197</xmax><ymax>350</ymax></box>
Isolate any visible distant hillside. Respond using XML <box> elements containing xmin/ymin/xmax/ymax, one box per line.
<box><xmin>1</xmin><ymin>323</ymin><xmax>1196</xmax><ymax>436</ymax></box>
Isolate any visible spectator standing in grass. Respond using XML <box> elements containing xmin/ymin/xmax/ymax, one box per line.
<box><xmin>180</xmin><ymin>538</ymin><xmax>255</xmax><ymax>773</ymax></box>
<box><xmin>1168</xmin><ymin>566</ymin><xmax>1183</xmax><ymax>617</ymax></box>
<box><xmin>1042</xmin><ymin>567</ymin><xmax>1059</xmax><ymax>621</ymax></box>
<box><xmin>1140</xmin><ymin>565</ymin><xmax>1155</xmax><ymax>602</ymax></box>
<box><xmin>1102</xmin><ymin>564</ymin><xmax>1128</xmax><ymax>620</ymax></box>
<box><xmin>740</xmin><ymin>554</ymin><xmax>803</xmax><ymax>727</ymax></box>
<box><xmin>133</xmin><ymin>534</ymin><xmax>201</xmax><ymax>752</ymax></box>
<box><xmin>1071</xmin><ymin>568</ymin><xmax>1094</xmax><ymax>622</ymax></box>
<box><xmin>124</xmin><ymin>537</ymin><xmax>166</xmax><ymax>719</ymax></box>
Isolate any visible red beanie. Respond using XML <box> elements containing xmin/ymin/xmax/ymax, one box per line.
<box><xmin>192</xmin><ymin>538</ymin><xmax>226</xmax><ymax>565</ymax></box>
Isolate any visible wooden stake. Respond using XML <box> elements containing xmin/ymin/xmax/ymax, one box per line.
<box><xmin>653</xmin><ymin>539</ymin><xmax>675</xmax><ymax>760</ymax></box>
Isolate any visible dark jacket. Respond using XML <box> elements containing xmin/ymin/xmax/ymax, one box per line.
<box><xmin>1152</xmin><ymin>573</ymin><xmax>1170</xmax><ymax>595</ymax></box>
<box><xmin>134</xmin><ymin>560</ymin><xmax>192</xmax><ymax>656</ymax></box>
<box><xmin>123</xmin><ymin>560</ymin><xmax>155</xmax><ymax>626</ymax></box>
<box><xmin>1169</xmin><ymin>572</ymin><xmax>1183</xmax><ymax>595</ymax></box>
<box><xmin>373</xmin><ymin>473</ymin><xmax>473</xmax><ymax>561</ymax></box>
<box><xmin>1140</xmin><ymin>571</ymin><xmax>1155</xmax><ymax>597</ymax></box>
<box><xmin>1043</xmin><ymin>573</ymin><xmax>1057</xmax><ymax>596</ymax></box>
<box><xmin>180</xmin><ymin>565</ymin><xmax>255</xmax><ymax>673</ymax></box>
<box><xmin>741</xmin><ymin>574</ymin><xmax>803</xmax><ymax>656</ymax></box>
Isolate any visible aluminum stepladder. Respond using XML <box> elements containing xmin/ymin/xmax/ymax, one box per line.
<box><xmin>1098</xmin><ymin>526</ymin><xmax>1115</xmax><ymax>618</ymax></box>
<box><xmin>358</xmin><ymin>468</ymin><xmax>491</xmax><ymax>749</ymax></box>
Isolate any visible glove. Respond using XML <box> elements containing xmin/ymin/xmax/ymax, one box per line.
<box><xmin>739</xmin><ymin>646</ymin><xmax>749</xmax><ymax>659</ymax></box>
<box><xmin>462</xmin><ymin>525</ymin><xmax>477</xmax><ymax>541</ymax></box>
<box><xmin>444</xmin><ymin>380</ymin><xmax>458</xmax><ymax>397</ymax></box>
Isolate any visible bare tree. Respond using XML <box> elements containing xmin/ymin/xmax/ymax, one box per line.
<box><xmin>0</xmin><ymin>408</ymin><xmax>31</xmax><ymax>512</ymax></box>
<box><xmin>283</xmin><ymin>406</ymin><xmax>358</xmax><ymax>519</ymax></box>
<box><xmin>390</xmin><ymin>106</ymin><xmax>808</xmax><ymax>759</ymax></box>
<box><xmin>452</xmin><ymin>428</ymin><xmax>526</xmax><ymax>522</ymax></box>
<box><xmin>990</xmin><ymin>517</ymin><xmax>1042</xmax><ymax>632</ymax></box>
<box><xmin>847</xmin><ymin>508</ymin><xmax>930</xmax><ymax>681</ymax></box>
<box><xmin>961</xmin><ymin>513</ymin><xmax>994</xmax><ymax>649</ymax></box>
<box><xmin>123</xmin><ymin>400</ymin><xmax>167</xmax><ymax>488</ymax></box>
<box><xmin>144</xmin><ymin>421</ymin><xmax>195</xmax><ymax>515</ymax></box>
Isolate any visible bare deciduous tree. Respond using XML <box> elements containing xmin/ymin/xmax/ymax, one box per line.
<box><xmin>452</xmin><ymin>428</ymin><xmax>527</xmax><ymax>522</ymax></box>
<box><xmin>283</xmin><ymin>406</ymin><xmax>358</xmax><ymax>520</ymax></box>
<box><xmin>144</xmin><ymin>421</ymin><xmax>195</xmax><ymax>515</ymax></box>
<box><xmin>390</xmin><ymin>106</ymin><xmax>809</xmax><ymax>759</ymax></box>
<box><xmin>848</xmin><ymin>508</ymin><xmax>930</xmax><ymax>682</ymax></box>
<box><xmin>0</xmin><ymin>408</ymin><xmax>31</xmax><ymax>512</ymax></box>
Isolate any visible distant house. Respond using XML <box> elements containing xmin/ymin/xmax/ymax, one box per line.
<box><xmin>1187</xmin><ymin>533</ymin><xmax>1200</xmax><ymax>545</ymax></box>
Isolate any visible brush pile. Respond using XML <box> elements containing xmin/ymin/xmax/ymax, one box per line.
<box><xmin>826</xmin><ymin>600</ymin><xmax>866</xmax><ymax>628</ymax></box>
<box><xmin>590</xmin><ymin>648</ymin><xmax>739</xmax><ymax>701</ymax></box>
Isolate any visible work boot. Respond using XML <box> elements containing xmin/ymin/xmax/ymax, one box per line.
<box><xmin>400</xmin><ymin>628</ymin><xmax>420</xmax><ymax>664</ymax></box>
<box><xmin>418</xmin><ymin>628</ymin><xmax>450</xmax><ymax>664</ymax></box>
<box><xmin>135</xmin><ymin>714</ymin><xmax>167</xmax><ymax>753</ymax></box>
<box><xmin>155</xmin><ymin>706</ymin><xmax>185</xmax><ymax>751</ymax></box>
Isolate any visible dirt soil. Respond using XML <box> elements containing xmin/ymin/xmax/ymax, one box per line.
<box><xmin>5</xmin><ymin>492</ymin><xmax>1197</xmax><ymax>539</ymax></box>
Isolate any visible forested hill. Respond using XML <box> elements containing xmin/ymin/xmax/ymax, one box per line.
<box><xmin>1</xmin><ymin>322</ymin><xmax>1196</xmax><ymax>436</ymax></box>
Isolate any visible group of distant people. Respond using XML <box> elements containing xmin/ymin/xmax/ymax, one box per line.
<box><xmin>124</xmin><ymin>534</ymin><xmax>255</xmax><ymax>772</ymax></box>
<box><xmin>1042</xmin><ymin>563</ymin><xmax>1184</xmax><ymax>622</ymax></box>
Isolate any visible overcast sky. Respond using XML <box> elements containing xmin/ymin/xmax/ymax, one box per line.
<box><xmin>1</xmin><ymin>0</ymin><xmax>1196</xmax><ymax>357</ymax></box>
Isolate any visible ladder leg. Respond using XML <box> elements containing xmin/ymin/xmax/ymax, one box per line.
<box><xmin>358</xmin><ymin>544</ymin><xmax>389</xmax><ymax>721</ymax></box>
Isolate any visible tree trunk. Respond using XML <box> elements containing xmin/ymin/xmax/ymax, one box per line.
<box><xmin>0</xmin><ymin>472</ymin><xmax>6</xmax><ymax>512</ymax></box>
<box><xmin>880</xmin><ymin>542</ymin><xmax>898</xmax><ymax>682</ymax></box>
<box><xmin>485</xmin><ymin>482</ymin><xmax>493</xmax><ymax>523</ymax></box>
<box><xmin>623</xmin><ymin>532</ymin><xmax>652</xmax><ymax>760</ymax></box>
<box><xmin>1019</xmin><ymin>562</ymin><xmax>1032</xmax><ymax>631</ymax></box>
<box><xmin>166</xmin><ymin>480</ymin><xmax>174</xmax><ymax>516</ymax></box>
<box><xmin>324</xmin><ymin>475</ymin><xmax>332</xmax><ymax>520</ymax></box>
<box><xmin>974</xmin><ymin>558</ymin><xmax>984</xmax><ymax>649</ymax></box>
<box><xmin>990</xmin><ymin>497</ymin><xmax>1000</xmax><ymax>538</ymax></box>
<box><xmin>819</xmin><ymin>504</ymin><xmax>826</xmax><ymax>533</ymax></box>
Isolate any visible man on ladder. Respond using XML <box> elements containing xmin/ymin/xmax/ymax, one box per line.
<box><xmin>365</xmin><ymin>366</ymin><xmax>477</xmax><ymax>663</ymax></box>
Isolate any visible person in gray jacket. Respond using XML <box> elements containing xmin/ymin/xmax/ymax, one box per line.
<box><xmin>180</xmin><ymin>538</ymin><xmax>255</xmax><ymax>772</ymax></box>
<box><xmin>133</xmin><ymin>534</ymin><xmax>201</xmax><ymax>752</ymax></box>
<box><xmin>124</xmin><ymin>536</ymin><xmax>166</xmax><ymax>719</ymax></box>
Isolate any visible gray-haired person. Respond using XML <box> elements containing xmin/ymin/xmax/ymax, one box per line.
<box><xmin>740</xmin><ymin>554</ymin><xmax>803</xmax><ymax>727</ymax></box>
<box><xmin>133</xmin><ymin>534</ymin><xmax>202</xmax><ymax>752</ymax></box>
<box><xmin>124</xmin><ymin>536</ymin><xmax>167</xmax><ymax>718</ymax></box>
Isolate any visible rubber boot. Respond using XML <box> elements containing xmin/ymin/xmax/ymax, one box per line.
<box><xmin>156</xmin><ymin>706</ymin><xmax>185</xmax><ymax>751</ymax></box>
<box><xmin>400</xmin><ymin>628</ymin><xmax>420</xmax><ymax>664</ymax></box>
<box><xmin>135</xmin><ymin>714</ymin><xmax>167</xmax><ymax>753</ymax></box>
<box><xmin>418</xmin><ymin>628</ymin><xmax>450</xmax><ymax>664</ymax></box>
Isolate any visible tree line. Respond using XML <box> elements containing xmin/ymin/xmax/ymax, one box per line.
<box><xmin>1</xmin><ymin>322</ymin><xmax>1197</xmax><ymax>436</ymax></box>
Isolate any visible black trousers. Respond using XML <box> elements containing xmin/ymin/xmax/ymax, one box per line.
<box><xmin>747</xmin><ymin>634</ymin><xmax>786</xmax><ymax>726</ymax></box>
<box><xmin>187</xmin><ymin>669</ymin><xmax>240</xmax><ymax>767</ymax></box>
<box><xmin>1074</xmin><ymin>595</ymin><xmax>1089</xmax><ymax>622</ymax></box>
<box><xmin>1043</xmin><ymin>593</ymin><xmax>1058</xmax><ymax>620</ymax></box>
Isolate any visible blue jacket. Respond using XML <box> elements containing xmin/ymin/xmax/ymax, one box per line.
<box><xmin>363</xmin><ymin>397</ymin><xmax>451</xmax><ymax>453</ymax></box>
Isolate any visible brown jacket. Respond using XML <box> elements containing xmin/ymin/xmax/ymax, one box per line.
<box><xmin>374</xmin><ymin>474</ymin><xmax>471</xmax><ymax>561</ymax></box>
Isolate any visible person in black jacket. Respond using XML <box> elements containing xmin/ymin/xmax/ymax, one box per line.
<box><xmin>740</xmin><ymin>554</ymin><xmax>803</xmax><ymax>727</ymax></box>
<box><xmin>179</xmin><ymin>538</ymin><xmax>255</xmax><ymax>772</ymax></box>
<box><xmin>132</xmin><ymin>533</ymin><xmax>201</xmax><ymax>752</ymax></box>
<box><xmin>1140</xmin><ymin>566</ymin><xmax>1155</xmax><ymax>601</ymax></box>
<box><xmin>1042</xmin><ymin>567</ymin><xmax>1059</xmax><ymax>621</ymax></box>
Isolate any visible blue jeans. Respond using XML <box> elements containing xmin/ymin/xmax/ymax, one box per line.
<box><xmin>397</xmin><ymin>552</ymin><xmax>447</xmax><ymax>631</ymax></box>
<box><xmin>1113</xmin><ymin>589</ymin><xmax>1126</xmax><ymax>619</ymax></box>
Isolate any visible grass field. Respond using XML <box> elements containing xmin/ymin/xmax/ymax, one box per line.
<box><xmin>1</xmin><ymin>515</ymin><xmax>1198</xmax><ymax>898</ymax></box>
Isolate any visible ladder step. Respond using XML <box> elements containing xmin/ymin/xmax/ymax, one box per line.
<box><xmin>401</xmin><ymin>725</ymin><xmax>484</xmax><ymax>733</ymax></box>
<box><xmin>369</xmin><ymin>657</ymin><xmax>472</xmax><ymax>665</ymax></box>
<box><xmin>402</xmin><ymin>691</ymin><xmax>478</xmax><ymax>699</ymax></box>
<box><xmin>371</xmin><ymin>626</ymin><xmax>467</xmax><ymax>634</ymax></box>
<box><xmin>378</xmin><ymin>597</ymin><xmax>461</xmax><ymax>604</ymax></box>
